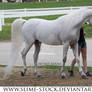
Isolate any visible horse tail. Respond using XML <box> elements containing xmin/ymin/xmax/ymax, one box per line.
<box><xmin>4</xmin><ymin>18</ymin><xmax>26</xmax><ymax>78</ymax></box>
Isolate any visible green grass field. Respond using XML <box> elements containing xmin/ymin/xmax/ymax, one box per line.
<box><xmin>0</xmin><ymin>0</ymin><xmax>92</xmax><ymax>9</ymax></box>
<box><xmin>0</xmin><ymin>26</ymin><xmax>11</xmax><ymax>40</ymax></box>
<box><xmin>0</xmin><ymin>64</ymin><xmax>92</xmax><ymax>71</ymax></box>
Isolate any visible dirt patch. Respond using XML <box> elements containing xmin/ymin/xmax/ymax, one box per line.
<box><xmin>0</xmin><ymin>67</ymin><xmax>92</xmax><ymax>86</ymax></box>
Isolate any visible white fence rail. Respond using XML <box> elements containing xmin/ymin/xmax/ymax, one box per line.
<box><xmin>0</xmin><ymin>6</ymin><xmax>92</xmax><ymax>31</ymax></box>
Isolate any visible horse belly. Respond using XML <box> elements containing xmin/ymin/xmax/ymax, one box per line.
<box><xmin>40</xmin><ymin>39</ymin><xmax>61</xmax><ymax>45</ymax></box>
<box><xmin>37</xmin><ymin>34</ymin><xmax>62</xmax><ymax>45</ymax></box>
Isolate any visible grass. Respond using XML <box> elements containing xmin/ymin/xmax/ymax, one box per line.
<box><xmin>0</xmin><ymin>65</ymin><xmax>6</xmax><ymax>67</ymax></box>
<box><xmin>5</xmin><ymin>15</ymin><xmax>61</xmax><ymax>23</ymax></box>
<box><xmin>0</xmin><ymin>26</ymin><xmax>11</xmax><ymax>40</ymax></box>
<box><xmin>38</xmin><ymin>65</ymin><xmax>72</xmax><ymax>70</ymax></box>
<box><xmin>0</xmin><ymin>0</ymin><xmax>92</xmax><ymax>9</ymax></box>
<box><xmin>38</xmin><ymin>65</ymin><xmax>92</xmax><ymax>71</ymax></box>
<box><xmin>84</xmin><ymin>25</ymin><xmax>92</xmax><ymax>38</ymax></box>
<box><xmin>0</xmin><ymin>65</ymin><xmax>92</xmax><ymax>71</ymax></box>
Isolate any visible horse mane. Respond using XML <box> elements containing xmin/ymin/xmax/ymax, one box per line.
<box><xmin>56</xmin><ymin>7</ymin><xmax>88</xmax><ymax>20</ymax></box>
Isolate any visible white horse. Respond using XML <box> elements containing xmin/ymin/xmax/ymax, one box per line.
<box><xmin>5</xmin><ymin>8</ymin><xmax>92</xmax><ymax>79</ymax></box>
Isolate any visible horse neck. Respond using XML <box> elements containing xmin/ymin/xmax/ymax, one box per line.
<box><xmin>72</xmin><ymin>9</ymin><xmax>92</xmax><ymax>29</ymax></box>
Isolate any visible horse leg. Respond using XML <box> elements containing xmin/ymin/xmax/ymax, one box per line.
<box><xmin>21</xmin><ymin>42</ymin><xmax>33</xmax><ymax>76</ymax></box>
<box><xmin>73</xmin><ymin>43</ymin><xmax>87</xmax><ymax>79</ymax></box>
<box><xmin>33</xmin><ymin>40</ymin><xmax>41</xmax><ymax>77</ymax></box>
<box><xmin>61</xmin><ymin>42</ymin><xmax>69</xmax><ymax>79</ymax></box>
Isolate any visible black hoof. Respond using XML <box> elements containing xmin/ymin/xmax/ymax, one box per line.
<box><xmin>21</xmin><ymin>71</ymin><xmax>25</xmax><ymax>76</ymax></box>
<box><xmin>36</xmin><ymin>74</ymin><xmax>42</xmax><ymax>78</ymax></box>
<box><xmin>82</xmin><ymin>75</ymin><xmax>88</xmax><ymax>79</ymax></box>
<box><xmin>61</xmin><ymin>75</ymin><xmax>67</xmax><ymax>79</ymax></box>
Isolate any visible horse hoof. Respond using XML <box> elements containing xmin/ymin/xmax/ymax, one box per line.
<box><xmin>61</xmin><ymin>75</ymin><xmax>67</xmax><ymax>79</ymax></box>
<box><xmin>21</xmin><ymin>71</ymin><xmax>25</xmax><ymax>76</ymax></box>
<box><xmin>61</xmin><ymin>73</ymin><xmax>67</xmax><ymax>79</ymax></box>
<box><xmin>36</xmin><ymin>73</ymin><xmax>42</xmax><ymax>78</ymax></box>
<box><xmin>82</xmin><ymin>75</ymin><xmax>88</xmax><ymax>79</ymax></box>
